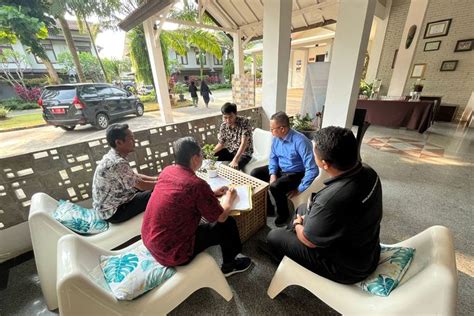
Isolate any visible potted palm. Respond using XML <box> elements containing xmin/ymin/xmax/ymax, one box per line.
<box><xmin>290</xmin><ymin>113</ymin><xmax>320</xmax><ymax>140</ymax></box>
<box><xmin>202</xmin><ymin>144</ymin><xmax>218</xmax><ymax>177</ymax></box>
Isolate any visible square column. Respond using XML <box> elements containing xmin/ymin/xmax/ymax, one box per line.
<box><xmin>261</xmin><ymin>0</ymin><xmax>292</xmax><ymax>122</ymax></box>
<box><xmin>323</xmin><ymin>0</ymin><xmax>376</xmax><ymax>128</ymax></box>
<box><xmin>233</xmin><ymin>30</ymin><xmax>244</xmax><ymax>75</ymax></box>
<box><xmin>143</xmin><ymin>18</ymin><xmax>174</xmax><ymax>124</ymax></box>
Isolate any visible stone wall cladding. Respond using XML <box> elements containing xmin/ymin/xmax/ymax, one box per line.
<box><xmin>232</xmin><ymin>74</ymin><xmax>256</xmax><ymax>108</ymax></box>
<box><xmin>377</xmin><ymin>0</ymin><xmax>474</xmax><ymax>117</ymax></box>
<box><xmin>0</xmin><ymin>108</ymin><xmax>262</xmax><ymax>230</ymax></box>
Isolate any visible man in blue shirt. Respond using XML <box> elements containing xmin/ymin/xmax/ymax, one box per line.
<box><xmin>251</xmin><ymin>112</ymin><xmax>318</xmax><ymax>226</ymax></box>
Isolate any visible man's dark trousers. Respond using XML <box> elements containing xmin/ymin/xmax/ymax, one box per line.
<box><xmin>250</xmin><ymin>165</ymin><xmax>304</xmax><ymax>221</ymax></box>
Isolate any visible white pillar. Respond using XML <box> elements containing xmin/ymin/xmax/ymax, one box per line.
<box><xmin>387</xmin><ymin>0</ymin><xmax>429</xmax><ymax>96</ymax></box>
<box><xmin>366</xmin><ymin>0</ymin><xmax>392</xmax><ymax>82</ymax></box>
<box><xmin>262</xmin><ymin>0</ymin><xmax>292</xmax><ymax>122</ymax></box>
<box><xmin>143</xmin><ymin>18</ymin><xmax>173</xmax><ymax>123</ymax></box>
<box><xmin>323</xmin><ymin>0</ymin><xmax>376</xmax><ymax>128</ymax></box>
<box><xmin>233</xmin><ymin>30</ymin><xmax>244</xmax><ymax>75</ymax></box>
<box><xmin>325</xmin><ymin>38</ymin><xmax>334</xmax><ymax>62</ymax></box>
<box><xmin>251</xmin><ymin>52</ymin><xmax>257</xmax><ymax>75</ymax></box>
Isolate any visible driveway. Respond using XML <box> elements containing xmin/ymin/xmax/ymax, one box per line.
<box><xmin>0</xmin><ymin>89</ymin><xmax>234</xmax><ymax>158</ymax></box>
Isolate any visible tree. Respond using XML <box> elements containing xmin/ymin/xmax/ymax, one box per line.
<box><xmin>50</xmin><ymin>0</ymin><xmax>120</xmax><ymax>83</ymax></box>
<box><xmin>0</xmin><ymin>2</ymin><xmax>60</xmax><ymax>83</ymax></box>
<box><xmin>57</xmin><ymin>51</ymin><xmax>103</xmax><ymax>82</ymax></box>
<box><xmin>166</xmin><ymin>1</ymin><xmax>222</xmax><ymax>80</ymax></box>
<box><xmin>0</xmin><ymin>49</ymin><xmax>29</xmax><ymax>87</ymax></box>
<box><xmin>103</xmin><ymin>58</ymin><xmax>131</xmax><ymax>83</ymax></box>
<box><xmin>128</xmin><ymin>26</ymin><xmax>154</xmax><ymax>84</ymax></box>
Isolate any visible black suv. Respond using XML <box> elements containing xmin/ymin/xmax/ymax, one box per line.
<box><xmin>39</xmin><ymin>83</ymin><xmax>144</xmax><ymax>131</ymax></box>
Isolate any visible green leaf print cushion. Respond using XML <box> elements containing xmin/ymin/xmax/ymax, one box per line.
<box><xmin>100</xmin><ymin>242</ymin><xmax>176</xmax><ymax>300</ymax></box>
<box><xmin>357</xmin><ymin>246</ymin><xmax>415</xmax><ymax>297</ymax></box>
<box><xmin>53</xmin><ymin>200</ymin><xmax>109</xmax><ymax>234</ymax></box>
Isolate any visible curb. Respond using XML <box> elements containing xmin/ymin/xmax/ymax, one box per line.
<box><xmin>0</xmin><ymin>123</ymin><xmax>48</xmax><ymax>133</ymax></box>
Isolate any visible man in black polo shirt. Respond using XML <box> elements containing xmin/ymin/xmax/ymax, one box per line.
<box><xmin>264</xmin><ymin>126</ymin><xmax>383</xmax><ymax>284</ymax></box>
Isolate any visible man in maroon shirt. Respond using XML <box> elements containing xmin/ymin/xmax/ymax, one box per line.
<box><xmin>142</xmin><ymin>136</ymin><xmax>252</xmax><ymax>276</ymax></box>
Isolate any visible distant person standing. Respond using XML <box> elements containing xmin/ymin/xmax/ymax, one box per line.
<box><xmin>189</xmin><ymin>81</ymin><xmax>198</xmax><ymax>107</ymax></box>
<box><xmin>200</xmin><ymin>80</ymin><xmax>212</xmax><ymax>108</ymax></box>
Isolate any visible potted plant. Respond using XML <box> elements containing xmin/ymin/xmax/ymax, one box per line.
<box><xmin>290</xmin><ymin>113</ymin><xmax>320</xmax><ymax>140</ymax></box>
<box><xmin>202</xmin><ymin>144</ymin><xmax>218</xmax><ymax>177</ymax></box>
<box><xmin>174</xmin><ymin>82</ymin><xmax>187</xmax><ymax>102</ymax></box>
<box><xmin>359</xmin><ymin>80</ymin><xmax>374</xmax><ymax>99</ymax></box>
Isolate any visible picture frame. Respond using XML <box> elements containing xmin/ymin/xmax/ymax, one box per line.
<box><xmin>411</xmin><ymin>63</ymin><xmax>426</xmax><ymax>78</ymax></box>
<box><xmin>424</xmin><ymin>40</ymin><xmax>441</xmax><ymax>51</ymax></box>
<box><xmin>440</xmin><ymin>60</ymin><xmax>458</xmax><ymax>72</ymax></box>
<box><xmin>454</xmin><ymin>39</ymin><xmax>473</xmax><ymax>52</ymax></box>
<box><xmin>424</xmin><ymin>19</ymin><xmax>452</xmax><ymax>39</ymax></box>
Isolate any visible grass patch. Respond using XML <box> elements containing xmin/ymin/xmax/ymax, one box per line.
<box><xmin>0</xmin><ymin>113</ymin><xmax>45</xmax><ymax>131</ymax></box>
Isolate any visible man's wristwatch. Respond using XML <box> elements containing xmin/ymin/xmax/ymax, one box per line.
<box><xmin>293</xmin><ymin>222</ymin><xmax>303</xmax><ymax>229</ymax></box>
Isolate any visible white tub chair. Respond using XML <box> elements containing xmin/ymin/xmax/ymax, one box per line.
<box><xmin>267</xmin><ymin>225</ymin><xmax>458</xmax><ymax>315</ymax></box>
<box><xmin>243</xmin><ymin>128</ymin><xmax>272</xmax><ymax>174</ymax></box>
<box><xmin>29</xmin><ymin>192</ymin><xmax>144</xmax><ymax>310</ymax></box>
<box><xmin>57</xmin><ymin>235</ymin><xmax>233</xmax><ymax>316</ymax></box>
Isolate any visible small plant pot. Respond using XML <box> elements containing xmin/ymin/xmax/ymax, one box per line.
<box><xmin>208</xmin><ymin>169</ymin><xmax>218</xmax><ymax>178</ymax></box>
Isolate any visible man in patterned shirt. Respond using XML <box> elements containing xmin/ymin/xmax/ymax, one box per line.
<box><xmin>213</xmin><ymin>102</ymin><xmax>253</xmax><ymax>170</ymax></box>
<box><xmin>92</xmin><ymin>123</ymin><xmax>157</xmax><ymax>223</ymax></box>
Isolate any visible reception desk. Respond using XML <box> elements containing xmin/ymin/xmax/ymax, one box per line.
<box><xmin>356</xmin><ymin>100</ymin><xmax>434</xmax><ymax>133</ymax></box>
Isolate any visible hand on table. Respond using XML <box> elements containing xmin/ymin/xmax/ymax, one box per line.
<box><xmin>229</xmin><ymin>160</ymin><xmax>239</xmax><ymax>169</ymax></box>
<box><xmin>214</xmin><ymin>186</ymin><xmax>229</xmax><ymax>197</ymax></box>
<box><xmin>222</xmin><ymin>187</ymin><xmax>237</xmax><ymax>210</ymax></box>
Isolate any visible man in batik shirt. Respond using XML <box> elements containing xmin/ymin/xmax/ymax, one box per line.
<box><xmin>213</xmin><ymin>102</ymin><xmax>253</xmax><ymax>170</ymax></box>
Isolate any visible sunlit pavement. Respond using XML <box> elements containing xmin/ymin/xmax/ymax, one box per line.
<box><xmin>0</xmin><ymin>87</ymin><xmax>306</xmax><ymax>158</ymax></box>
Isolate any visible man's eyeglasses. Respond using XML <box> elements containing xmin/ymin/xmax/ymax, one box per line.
<box><xmin>270</xmin><ymin>126</ymin><xmax>286</xmax><ymax>131</ymax></box>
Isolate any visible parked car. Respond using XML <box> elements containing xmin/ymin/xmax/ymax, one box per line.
<box><xmin>138</xmin><ymin>85</ymin><xmax>154</xmax><ymax>95</ymax></box>
<box><xmin>38</xmin><ymin>83</ymin><xmax>144</xmax><ymax>131</ymax></box>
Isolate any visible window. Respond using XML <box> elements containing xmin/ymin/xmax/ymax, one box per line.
<box><xmin>35</xmin><ymin>40</ymin><xmax>57</xmax><ymax>63</ymax></box>
<box><xmin>315</xmin><ymin>54</ymin><xmax>325</xmax><ymax>62</ymax></box>
<box><xmin>196</xmin><ymin>53</ymin><xmax>206</xmax><ymax>65</ymax></box>
<box><xmin>175</xmin><ymin>52</ymin><xmax>188</xmax><ymax>65</ymax></box>
<box><xmin>76</xmin><ymin>44</ymin><xmax>92</xmax><ymax>54</ymax></box>
<box><xmin>110</xmin><ymin>87</ymin><xmax>127</xmax><ymax>97</ymax></box>
<box><xmin>213</xmin><ymin>56</ymin><xmax>222</xmax><ymax>65</ymax></box>
<box><xmin>0</xmin><ymin>44</ymin><xmax>13</xmax><ymax>54</ymax></box>
<box><xmin>80</xmin><ymin>86</ymin><xmax>98</xmax><ymax>97</ymax></box>
<box><xmin>96</xmin><ymin>86</ymin><xmax>113</xmax><ymax>97</ymax></box>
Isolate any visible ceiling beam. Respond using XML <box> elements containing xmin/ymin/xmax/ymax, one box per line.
<box><xmin>118</xmin><ymin>0</ymin><xmax>175</xmax><ymax>32</ymax></box>
<box><xmin>240</xmin><ymin>0</ymin><xmax>338</xmax><ymax>31</ymax></box>
<box><xmin>161</xmin><ymin>17</ymin><xmax>236</xmax><ymax>33</ymax></box>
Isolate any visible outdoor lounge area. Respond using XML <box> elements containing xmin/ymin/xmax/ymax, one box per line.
<box><xmin>0</xmin><ymin>117</ymin><xmax>472</xmax><ymax>315</ymax></box>
<box><xmin>1</xmin><ymin>0</ymin><xmax>473</xmax><ymax>315</ymax></box>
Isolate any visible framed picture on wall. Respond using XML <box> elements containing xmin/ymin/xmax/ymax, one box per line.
<box><xmin>411</xmin><ymin>63</ymin><xmax>426</xmax><ymax>78</ymax></box>
<box><xmin>440</xmin><ymin>60</ymin><xmax>458</xmax><ymax>71</ymax></box>
<box><xmin>454</xmin><ymin>39</ymin><xmax>473</xmax><ymax>52</ymax></box>
<box><xmin>424</xmin><ymin>40</ymin><xmax>441</xmax><ymax>51</ymax></box>
<box><xmin>424</xmin><ymin>19</ymin><xmax>452</xmax><ymax>39</ymax></box>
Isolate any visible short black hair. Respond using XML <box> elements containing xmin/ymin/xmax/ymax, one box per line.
<box><xmin>173</xmin><ymin>137</ymin><xmax>201</xmax><ymax>167</ymax></box>
<box><xmin>106</xmin><ymin>123</ymin><xmax>129</xmax><ymax>148</ymax></box>
<box><xmin>221</xmin><ymin>102</ymin><xmax>237</xmax><ymax>114</ymax></box>
<box><xmin>313</xmin><ymin>126</ymin><xmax>358</xmax><ymax>171</ymax></box>
<box><xmin>270</xmin><ymin>111</ymin><xmax>290</xmax><ymax>127</ymax></box>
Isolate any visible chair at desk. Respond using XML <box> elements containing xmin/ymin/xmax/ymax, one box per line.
<box><xmin>353</xmin><ymin>108</ymin><xmax>371</xmax><ymax>162</ymax></box>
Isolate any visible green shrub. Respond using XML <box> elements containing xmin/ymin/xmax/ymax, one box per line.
<box><xmin>0</xmin><ymin>106</ymin><xmax>10</xmax><ymax>119</ymax></box>
<box><xmin>139</xmin><ymin>91</ymin><xmax>156</xmax><ymax>103</ymax></box>
<box><xmin>209</xmin><ymin>83</ymin><xmax>232</xmax><ymax>90</ymax></box>
<box><xmin>0</xmin><ymin>98</ymin><xmax>39</xmax><ymax>110</ymax></box>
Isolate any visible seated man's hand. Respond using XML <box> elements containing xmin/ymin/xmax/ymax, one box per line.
<box><xmin>222</xmin><ymin>187</ymin><xmax>237</xmax><ymax>211</ymax></box>
<box><xmin>214</xmin><ymin>186</ymin><xmax>228</xmax><ymax>197</ymax></box>
<box><xmin>293</xmin><ymin>214</ymin><xmax>303</xmax><ymax>226</ymax></box>
<box><xmin>270</xmin><ymin>174</ymin><xmax>278</xmax><ymax>184</ymax></box>
<box><xmin>229</xmin><ymin>159</ymin><xmax>239</xmax><ymax>169</ymax></box>
<box><xmin>287</xmin><ymin>189</ymin><xmax>300</xmax><ymax>199</ymax></box>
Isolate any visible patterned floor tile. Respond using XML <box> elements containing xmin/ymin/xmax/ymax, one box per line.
<box><xmin>367</xmin><ymin>137</ymin><xmax>445</xmax><ymax>159</ymax></box>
